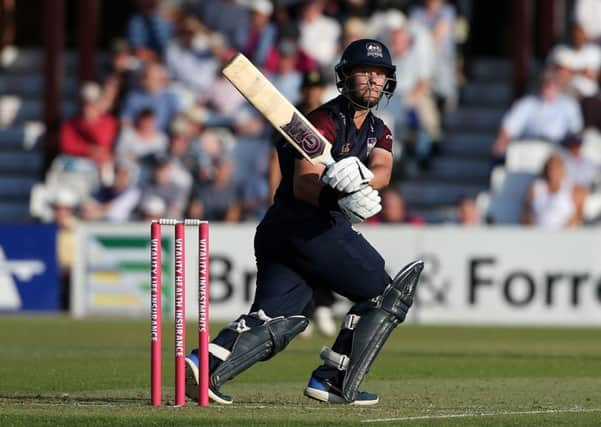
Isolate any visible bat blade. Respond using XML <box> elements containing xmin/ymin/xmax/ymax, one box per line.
<box><xmin>222</xmin><ymin>53</ymin><xmax>334</xmax><ymax>166</ymax></box>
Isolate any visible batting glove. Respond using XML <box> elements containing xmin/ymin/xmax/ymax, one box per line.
<box><xmin>338</xmin><ymin>186</ymin><xmax>382</xmax><ymax>223</ymax></box>
<box><xmin>322</xmin><ymin>156</ymin><xmax>374</xmax><ymax>194</ymax></box>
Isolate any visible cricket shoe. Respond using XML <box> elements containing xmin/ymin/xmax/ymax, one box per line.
<box><xmin>304</xmin><ymin>377</ymin><xmax>379</xmax><ymax>405</ymax></box>
<box><xmin>185</xmin><ymin>351</ymin><xmax>233</xmax><ymax>405</ymax></box>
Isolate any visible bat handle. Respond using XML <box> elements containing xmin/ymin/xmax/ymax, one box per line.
<box><xmin>320</xmin><ymin>153</ymin><xmax>335</xmax><ymax>168</ymax></box>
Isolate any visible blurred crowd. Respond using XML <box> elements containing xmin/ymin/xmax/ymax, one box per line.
<box><xmin>32</xmin><ymin>0</ymin><xmax>601</xmax><ymax>314</ymax></box>
<box><xmin>36</xmin><ymin>0</ymin><xmax>601</xmax><ymax>237</ymax></box>
<box><xmin>489</xmin><ymin>0</ymin><xmax>601</xmax><ymax>230</ymax></box>
<box><xmin>38</xmin><ymin>0</ymin><xmax>468</xmax><ymax>230</ymax></box>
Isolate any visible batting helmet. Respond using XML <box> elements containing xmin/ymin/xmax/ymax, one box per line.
<box><xmin>335</xmin><ymin>39</ymin><xmax>397</xmax><ymax>107</ymax></box>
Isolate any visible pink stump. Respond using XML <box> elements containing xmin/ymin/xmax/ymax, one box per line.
<box><xmin>174</xmin><ymin>222</ymin><xmax>186</xmax><ymax>406</ymax></box>
<box><xmin>198</xmin><ymin>221</ymin><xmax>210</xmax><ymax>406</ymax></box>
<box><xmin>150</xmin><ymin>222</ymin><xmax>162</xmax><ymax>406</ymax></box>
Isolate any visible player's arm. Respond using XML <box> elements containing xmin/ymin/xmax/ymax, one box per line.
<box><xmin>293</xmin><ymin>109</ymin><xmax>334</xmax><ymax>206</ymax></box>
<box><xmin>367</xmin><ymin>147</ymin><xmax>393</xmax><ymax>190</ymax></box>
<box><xmin>293</xmin><ymin>157</ymin><xmax>327</xmax><ymax>206</ymax></box>
<box><xmin>292</xmin><ymin>110</ymin><xmax>383</xmax><ymax>222</ymax></box>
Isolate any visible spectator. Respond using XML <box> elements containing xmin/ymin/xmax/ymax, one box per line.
<box><xmin>492</xmin><ymin>71</ymin><xmax>583</xmax><ymax>163</ymax></box>
<box><xmin>164</xmin><ymin>116</ymin><xmax>195</xmax><ymax>194</ymax></box>
<box><xmin>139</xmin><ymin>194</ymin><xmax>168</xmax><ymax>221</ymax></box>
<box><xmin>139</xmin><ymin>153</ymin><xmax>190</xmax><ymax>219</ymax></box>
<box><xmin>341</xmin><ymin>16</ymin><xmax>367</xmax><ymax>50</ymax></box>
<box><xmin>59</xmin><ymin>82</ymin><xmax>118</xmax><ymax>183</ymax></box>
<box><xmin>558</xmin><ymin>133</ymin><xmax>600</xmax><ymax>189</ymax></box>
<box><xmin>383</xmin><ymin>10</ymin><xmax>441</xmax><ymax>165</ymax></box>
<box><xmin>187</xmin><ymin>129</ymin><xmax>241</xmax><ymax>222</ymax></box>
<box><xmin>298</xmin><ymin>0</ymin><xmax>341</xmax><ymax>69</ymax></box>
<box><xmin>575</xmin><ymin>36</ymin><xmax>601</xmax><ymax>130</ymax></box>
<box><xmin>369</xmin><ymin>186</ymin><xmax>425</xmax><ymax>224</ymax></box>
<box><xmin>569</xmin><ymin>24</ymin><xmax>601</xmax><ymax>98</ymax></box>
<box><xmin>263</xmin><ymin>24</ymin><xmax>318</xmax><ymax>74</ymax></box>
<box><xmin>120</xmin><ymin>62</ymin><xmax>181</xmax><ymax>132</ymax></box>
<box><xmin>267</xmin><ymin>40</ymin><xmax>303</xmax><ymax>105</ymax></box>
<box><xmin>523</xmin><ymin>153</ymin><xmax>587</xmax><ymax>230</ymax></box>
<box><xmin>51</xmin><ymin>188</ymin><xmax>79</xmax><ymax>309</ymax></box>
<box><xmin>127</xmin><ymin>0</ymin><xmax>174</xmax><ymax>62</ymax></box>
<box><xmin>200</xmin><ymin>52</ymin><xmax>251</xmax><ymax>128</ymax></box>
<box><xmin>82</xmin><ymin>161</ymin><xmax>141</xmax><ymax>222</ymax></box>
<box><xmin>197</xmin><ymin>0</ymin><xmax>249</xmax><ymax>49</ymax></box>
<box><xmin>455</xmin><ymin>195</ymin><xmax>481</xmax><ymax>225</ymax></box>
<box><xmin>115</xmin><ymin>108</ymin><xmax>168</xmax><ymax>165</ymax></box>
<box><xmin>238</xmin><ymin>0</ymin><xmax>277</xmax><ymax>68</ymax></box>
<box><xmin>575</xmin><ymin>0</ymin><xmax>601</xmax><ymax>43</ymax></box>
<box><xmin>298</xmin><ymin>68</ymin><xmax>330</xmax><ymax>114</ymax></box>
<box><xmin>101</xmin><ymin>40</ymin><xmax>143</xmax><ymax>115</ymax></box>
<box><xmin>52</xmin><ymin>187</ymin><xmax>79</xmax><ymax>266</ymax></box>
<box><xmin>183</xmin><ymin>105</ymin><xmax>209</xmax><ymax>142</ymax></box>
<box><xmin>410</xmin><ymin>0</ymin><xmax>458</xmax><ymax>111</ymax></box>
<box><xmin>562</xmin><ymin>25</ymin><xmax>601</xmax><ymax>131</ymax></box>
<box><xmin>547</xmin><ymin>25</ymin><xmax>601</xmax><ymax>98</ymax></box>
<box><xmin>547</xmin><ymin>45</ymin><xmax>580</xmax><ymax>94</ymax></box>
<box><xmin>165</xmin><ymin>14</ymin><xmax>220</xmax><ymax>104</ymax></box>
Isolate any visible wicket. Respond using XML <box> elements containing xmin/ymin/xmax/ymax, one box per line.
<box><xmin>150</xmin><ymin>219</ymin><xmax>210</xmax><ymax>407</ymax></box>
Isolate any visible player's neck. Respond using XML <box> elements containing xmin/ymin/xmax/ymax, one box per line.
<box><xmin>353</xmin><ymin>109</ymin><xmax>369</xmax><ymax>129</ymax></box>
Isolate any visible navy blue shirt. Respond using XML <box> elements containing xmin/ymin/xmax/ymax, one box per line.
<box><xmin>266</xmin><ymin>96</ymin><xmax>392</xmax><ymax>222</ymax></box>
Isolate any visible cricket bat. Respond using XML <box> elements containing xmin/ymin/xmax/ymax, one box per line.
<box><xmin>222</xmin><ymin>53</ymin><xmax>335</xmax><ymax>167</ymax></box>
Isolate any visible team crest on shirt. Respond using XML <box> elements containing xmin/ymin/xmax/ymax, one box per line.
<box><xmin>366</xmin><ymin>42</ymin><xmax>383</xmax><ymax>58</ymax></box>
<box><xmin>341</xmin><ymin>143</ymin><xmax>351</xmax><ymax>154</ymax></box>
<box><xmin>367</xmin><ymin>137</ymin><xmax>377</xmax><ymax>154</ymax></box>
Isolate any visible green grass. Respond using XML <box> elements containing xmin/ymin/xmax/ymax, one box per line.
<box><xmin>1</xmin><ymin>316</ymin><xmax>600</xmax><ymax>426</ymax></box>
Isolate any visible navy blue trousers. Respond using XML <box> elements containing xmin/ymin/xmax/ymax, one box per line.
<box><xmin>207</xmin><ymin>212</ymin><xmax>392</xmax><ymax>375</ymax></box>
<box><xmin>249</xmin><ymin>213</ymin><xmax>391</xmax><ymax>318</ymax></box>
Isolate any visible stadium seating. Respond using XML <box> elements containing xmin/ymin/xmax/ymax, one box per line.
<box><xmin>482</xmin><ymin>140</ymin><xmax>552</xmax><ymax>224</ymax></box>
<box><xmin>484</xmin><ymin>172</ymin><xmax>536</xmax><ymax>224</ymax></box>
<box><xmin>29</xmin><ymin>155</ymin><xmax>101</xmax><ymax>222</ymax></box>
<box><xmin>408</xmin><ymin>58</ymin><xmax>510</xmax><ymax>222</ymax></box>
<box><xmin>0</xmin><ymin>48</ymin><xmax>83</xmax><ymax>222</ymax></box>
<box><xmin>505</xmin><ymin>140</ymin><xmax>553</xmax><ymax>173</ymax></box>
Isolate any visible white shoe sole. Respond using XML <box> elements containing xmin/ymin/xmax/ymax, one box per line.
<box><xmin>185</xmin><ymin>357</ymin><xmax>232</xmax><ymax>405</ymax></box>
<box><xmin>304</xmin><ymin>386</ymin><xmax>378</xmax><ymax>406</ymax></box>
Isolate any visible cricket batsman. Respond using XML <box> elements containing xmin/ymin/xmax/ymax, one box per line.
<box><xmin>186</xmin><ymin>39</ymin><xmax>423</xmax><ymax>405</ymax></box>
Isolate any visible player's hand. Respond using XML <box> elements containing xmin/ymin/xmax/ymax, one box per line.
<box><xmin>338</xmin><ymin>186</ymin><xmax>381</xmax><ymax>223</ymax></box>
<box><xmin>322</xmin><ymin>156</ymin><xmax>374</xmax><ymax>194</ymax></box>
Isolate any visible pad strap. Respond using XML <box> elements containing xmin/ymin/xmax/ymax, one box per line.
<box><xmin>320</xmin><ymin>346</ymin><xmax>349</xmax><ymax>371</ymax></box>
<box><xmin>209</xmin><ymin>343</ymin><xmax>231</xmax><ymax>361</ymax></box>
<box><xmin>343</xmin><ymin>314</ymin><xmax>361</xmax><ymax>330</ymax></box>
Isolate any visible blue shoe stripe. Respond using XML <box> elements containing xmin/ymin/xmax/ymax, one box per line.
<box><xmin>186</xmin><ymin>352</ymin><xmax>199</xmax><ymax>367</ymax></box>
<box><xmin>307</xmin><ymin>377</ymin><xmax>328</xmax><ymax>391</ymax></box>
<box><xmin>307</xmin><ymin>376</ymin><xmax>379</xmax><ymax>404</ymax></box>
